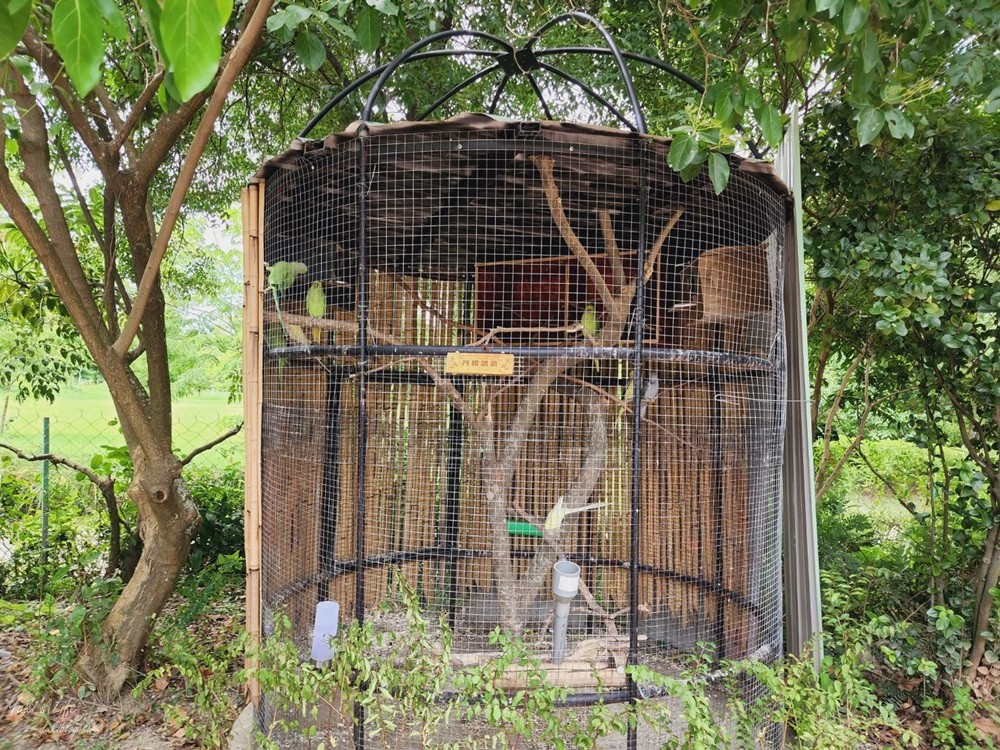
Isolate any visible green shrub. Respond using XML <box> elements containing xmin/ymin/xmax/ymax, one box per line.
<box><xmin>26</xmin><ymin>576</ymin><xmax>122</xmax><ymax>697</ymax></box>
<box><xmin>184</xmin><ymin>462</ymin><xmax>245</xmax><ymax>572</ymax></box>
<box><xmin>246</xmin><ymin>573</ymin><xmax>912</xmax><ymax>750</ymax></box>
<box><xmin>816</xmin><ymin>486</ymin><xmax>878</xmax><ymax>574</ymax></box>
<box><xmin>0</xmin><ymin>457</ymin><xmax>105</xmax><ymax>599</ymax></box>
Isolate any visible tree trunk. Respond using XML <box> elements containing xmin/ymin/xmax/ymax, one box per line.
<box><xmin>78</xmin><ymin>459</ymin><xmax>199</xmax><ymax>697</ymax></box>
<box><xmin>966</xmin><ymin>516</ymin><xmax>1000</xmax><ymax>679</ymax></box>
<box><xmin>98</xmin><ymin>479</ymin><xmax>122</xmax><ymax>578</ymax></box>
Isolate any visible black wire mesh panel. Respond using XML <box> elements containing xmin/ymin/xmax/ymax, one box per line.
<box><xmin>256</xmin><ymin>115</ymin><xmax>787</xmax><ymax>745</ymax></box>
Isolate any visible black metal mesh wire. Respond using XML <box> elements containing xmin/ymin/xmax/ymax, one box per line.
<box><xmin>257</xmin><ymin>118</ymin><xmax>787</xmax><ymax>745</ymax></box>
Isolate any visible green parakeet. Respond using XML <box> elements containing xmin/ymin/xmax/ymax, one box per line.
<box><xmin>306</xmin><ymin>281</ymin><xmax>326</xmax><ymax>343</ymax></box>
<box><xmin>581</xmin><ymin>303</ymin><xmax>601</xmax><ymax>371</ymax></box>
<box><xmin>265</xmin><ymin>261</ymin><xmax>308</xmax><ymax>344</ymax></box>
<box><xmin>543</xmin><ymin>496</ymin><xmax>607</xmax><ymax>533</ymax></box>
<box><xmin>267</xmin><ymin>261</ymin><xmax>308</xmax><ymax>293</ymax></box>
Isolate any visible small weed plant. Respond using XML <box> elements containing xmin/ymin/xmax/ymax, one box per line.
<box><xmin>246</xmin><ymin>574</ymin><xmax>913</xmax><ymax>750</ymax></box>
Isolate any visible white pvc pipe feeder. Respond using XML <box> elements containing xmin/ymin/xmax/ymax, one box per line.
<box><xmin>551</xmin><ymin>560</ymin><xmax>581</xmax><ymax>664</ymax></box>
<box><xmin>310</xmin><ymin>600</ymin><xmax>340</xmax><ymax>664</ymax></box>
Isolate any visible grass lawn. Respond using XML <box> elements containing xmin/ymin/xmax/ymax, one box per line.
<box><xmin>846</xmin><ymin>490</ymin><xmax>917</xmax><ymax>531</ymax></box>
<box><xmin>0</xmin><ymin>383</ymin><xmax>243</xmax><ymax>467</ymax></box>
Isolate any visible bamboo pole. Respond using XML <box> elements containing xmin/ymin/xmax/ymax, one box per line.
<box><xmin>242</xmin><ymin>183</ymin><xmax>264</xmax><ymax>708</ymax></box>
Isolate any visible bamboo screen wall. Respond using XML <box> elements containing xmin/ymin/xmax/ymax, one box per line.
<box><xmin>249</xmin><ymin>115</ymin><xmax>788</xmax><ymax>705</ymax></box>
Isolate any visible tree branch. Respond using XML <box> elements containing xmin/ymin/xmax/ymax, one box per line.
<box><xmin>114</xmin><ymin>0</ymin><xmax>276</xmax><ymax>357</ymax></box>
<box><xmin>0</xmin><ymin>82</ymin><xmax>108</xmax><ymax>342</ymax></box>
<box><xmin>180</xmin><ymin>423</ymin><xmax>244</xmax><ymax>466</ymax></box>
<box><xmin>815</xmin><ymin>346</ymin><xmax>866</xmax><ymax>490</ymax></box>
<box><xmin>0</xmin><ymin>441</ymin><xmax>102</xmax><ymax>486</ymax></box>
<box><xmin>530</xmin><ymin>154</ymin><xmax>618</xmax><ymax>315</ymax></box>
<box><xmin>110</xmin><ymin>70</ymin><xmax>165</xmax><ymax>156</ymax></box>
<box><xmin>266</xmin><ymin>310</ymin><xmax>480</xmax><ymax>423</ymax></box>
<box><xmin>54</xmin><ymin>140</ymin><xmax>109</xmax><ymax>256</ymax></box>
<box><xmin>21</xmin><ymin>29</ymin><xmax>110</xmax><ymax>173</ymax></box>
<box><xmin>598</xmin><ymin>210</ymin><xmax>626</xmax><ymax>291</ymax></box>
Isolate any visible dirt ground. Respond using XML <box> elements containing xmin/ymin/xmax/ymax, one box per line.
<box><xmin>0</xmin><ymin>609</ymin><xmax>243</xmax><ymax>750</ymax></box>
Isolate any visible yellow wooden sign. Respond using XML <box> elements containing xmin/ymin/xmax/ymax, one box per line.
<box><xmin>444</xmin><ymin>352</ymin><xmax>515</xmax><ymax>376</ymax></box>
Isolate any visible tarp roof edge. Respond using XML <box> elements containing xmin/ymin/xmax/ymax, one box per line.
<box><xmin>248</xmin><ymin>113</ymin><xmax>790</xmax><ymax>198</ymax></box>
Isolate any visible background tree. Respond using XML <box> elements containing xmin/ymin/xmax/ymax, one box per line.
<box><xmin>0</xmin><ymin>0</ymin><xmax>276</xmax><ymax>695</ymax></box>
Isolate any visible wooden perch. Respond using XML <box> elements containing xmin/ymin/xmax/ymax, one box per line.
<box><xmin>264</xmin><ymin>310</ymin><xmax>479</xmax><ymax>425</ymax></box>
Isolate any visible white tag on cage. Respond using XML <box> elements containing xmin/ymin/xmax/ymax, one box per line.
<box><xmin>311</xmin><ymin>600</ymin><xmax>340</xmax><ymax>662</ymax></box>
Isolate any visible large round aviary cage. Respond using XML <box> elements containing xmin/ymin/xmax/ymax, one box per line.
<box><xmin>242</xmin><ymin>13</ymin><xmax>815</xmax><ymax>749</ymax></box>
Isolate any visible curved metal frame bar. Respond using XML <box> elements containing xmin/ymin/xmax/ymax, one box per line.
<box><xmin>417</xmin><ymin>62</ymin><xmax>503</xmax><ymax>121</ymax></box>
<box><xmin>487</xmin><ymin>71</ymin><xmax>512</xmax><ymax>114</ymax></box>
<box><xmin>360</xmin><ymin>30</ymin><xmax>514</xmax><ymax>126</ymax></box>
<box><xmin>299</xmin><ymin>49</ymin><xmax>505</xmax><ymax>138</ymax></box>
<box><xmin>525</xmin><ymin>12</ymin><xmax>647</xmax><ymax>133</ymax></box>
<box><xmin>299</xmin><ymin>16</ymin><xmax>722</xmax><ymax>143</ymax></box>
<box><xmin>524</xmin><ymin>71</ymin><xmax>553</xmax><ymax>119</ymax></box>
<box><xmin>536</xmin><ymin>46</ymin><xmax>706</xmax><ymax>95</ymax></box>
<box><xmin>535</xmin><ymin>60</ymin><xmax>634</xmax><ymax>130</ymax></box>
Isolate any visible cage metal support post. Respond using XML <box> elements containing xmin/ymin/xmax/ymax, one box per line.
<box><xmin>320</xmin><ymin>374</ymin><xmax>344</xmax><ymax>585</ymax></box>
<box><xmin>709</xmin><ymin>324</ymin><xmax>726</xmax><ymax>666</ymax></box>
<box><xmin>352</xmin><ymin>133</ymin><xmax>372</xmax><ymax>750</ymax></box>
<box><xmin>626</xmin><ymin>137</ymin><xmax>651</xmax><ymax>750</ymax></box>
<box><xmin>40</xmin><ymin>416</ymin><xmax>50</xmax><ymax>577</ymax></box>
<box><xmin>241</xmin><ymin>183</ymin><xmax>264</xmax><ymax>708</ymax></box>
<box><xmin>443</xmin><ymin>381</ymin><xmax>465</xmax><ymax>627</ymax></box>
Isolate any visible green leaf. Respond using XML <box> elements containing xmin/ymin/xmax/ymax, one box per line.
<box><xmin>366</xmin><ymin>0</ymin><xmax>398</xmax><ymax>15</ymax></box>
<box><xmin>0</xmin><ymin>0</ymin><xmax>32</xmax><ymax>60</ymax></box>
<box><xmin>215</xmin><ymin>0</ymin><xmax>233</xmax><ymax>26</ymax></box>
<box><xmin>95</xmin><ymin>0</ymin><xmax>127</xmax><ymax>40</ymax></box>
<box><xmin>842</xmin><ymin>0</ymin><xmax>869</xmax><ymax>35</ymax></box>
<box><xmin>985</xmin><ymin>86</ymin><xmax>1000</xmax><ymax>114</ymax></box>
<box><xmin>267</xmin><ymin>4</ymin><xmax>311</xmax><ymax>32</ymax></box>
<box><xmin>884</xmin><ymin>108</ymin><xmax>914</xmax><ymax>139</ymax></box>
<box><xmin>860</xmin><ymin>28</ymin><xmax>879</xmax><ymax>73</ymax></box>
<box><xmin>668</xmin><ymin>132</ymin><xmax>699</xmax><ymax>172</ymax></box>
<box><xmin>785</xmin><ymin>28</ymin><xmax>809</xmax><ymax>63</ymax></box>
<box><xmin>161</xmin><ymin>69</ymin><xmax>183</xmax><ymax>108</ymax></box>
<box><xmin>984</xmin><ymin>199</ymin><xmax>1000</xmax><ymax>212</ymax></box>
<box><xmin>881</xmin><ymin>82</ymin><xmax>905</xmax><ymax>104</ymax></box>
<box><xmin>678</xmin><ymin>161</ymin><xmax>702</xmax><ymax>182</ymax></box>
<box><xmin>51</xmin><ymin>0</ymin><xmax>104</xmax><ymax>96</ymax></box>
<box><xmin>356</xmin><ymin>5</ymin><xmax>380</xmax><ymax>53</ymax></box>
<box><xmin>856</xmin><ymin>105</ymin><xmax>884</xmax><ymax>146</ymax></box>
<box><xmin>295</xmin><ymin>30</ymin><xmax>325</xmax><ymax>72</ymax></box>
<box><xmin>327</xmin><ymin>16</ymin><xmax>356</xmax><ymax>41</ymax></box>
<box><xmin>708</xmin><ymin>152</ymin><xmax>731</xmax><ymax>194</ymax></box>
<box><xmin>715</xmin><ymin>90</ymin><xmax>736</xmax><ymax>125</ymax></box>
<box><xmin>816</xmin><ymin>0</ymin><xmax>843</xmax><ymax>14</ymax></box>
<box><xmin>757</xmin><ymin>104</ymin><xmax>783</xmax><ymax>148</ymax></box>
<box><xmin>160</xmin><ymin>0</ymin><xmax>225</xmax><ymax>101</ymax></box>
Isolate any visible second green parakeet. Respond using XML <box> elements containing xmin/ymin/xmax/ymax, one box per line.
<box><xmin>581</xmin><ymin>303</ymin><xmax>601</xmax><ymax>371</ymax></box>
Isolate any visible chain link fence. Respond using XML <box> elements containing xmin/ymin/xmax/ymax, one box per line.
<box><xmin>0</xmin><ymin>386</ymin><xmax>244</xmax><ymax>595</ymax></box>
